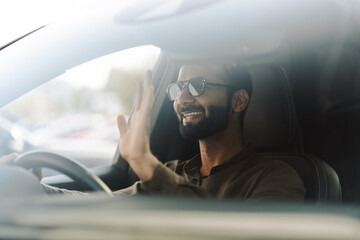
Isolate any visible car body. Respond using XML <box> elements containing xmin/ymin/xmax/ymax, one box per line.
<box><xmin>1</xmin><ymin>0</ymin><xmax>360</xmax><ymax>239</ymax></box>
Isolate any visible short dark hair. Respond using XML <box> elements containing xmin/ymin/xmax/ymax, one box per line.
<box><xmin>222</xmin><ymin>63</ymin><xmax>252</xmax><ymax>131</ymax></box>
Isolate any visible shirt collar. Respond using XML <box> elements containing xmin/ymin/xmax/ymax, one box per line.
<box><xmin>183</xmin><ymin>143</ymin><xmax>256</xmax><ymax>178</ymax></box>
<box><xmin>183</xmin><ymin>153</ymin><xmax>202</xmax><ymax>179</ymax></box>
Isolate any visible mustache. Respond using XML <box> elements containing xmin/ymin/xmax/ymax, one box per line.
<box><xmin>178</xmin><ymin>105</ymin><xmax>204</xmax><ymax>113</ymax></box>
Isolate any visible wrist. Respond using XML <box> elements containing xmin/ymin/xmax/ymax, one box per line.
<box><xmin>128</xmin><ymin>153</ymin><xmax>159</xmax><ymax>182</ymax></box>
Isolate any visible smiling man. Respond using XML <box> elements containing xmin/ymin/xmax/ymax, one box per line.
<box><xmin>116</xmin><ymin>64</ymin><xmax>306</xmax><ymax>200</ymax></box>
<box><xmin>0</xmin><ymin>64</ymin><xmax>305</xmax><ymax>199</ymax></box>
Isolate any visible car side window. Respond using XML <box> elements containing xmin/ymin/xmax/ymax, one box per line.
<box><xmin>0</xmin><ymin>45</ymin><xmax>160</xmax><ymax>177</ymax></box>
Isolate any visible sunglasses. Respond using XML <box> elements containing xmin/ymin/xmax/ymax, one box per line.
<box><xmin>166</xmin><ymin>78</ymin><xmax>236</xmax><ymax>101</ymax></box>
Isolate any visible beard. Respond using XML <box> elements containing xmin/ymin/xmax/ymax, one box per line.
<box><xmin>178</xmin><ymin>101</ymin><xmax>231</xmax><ymax>140</ymax></box>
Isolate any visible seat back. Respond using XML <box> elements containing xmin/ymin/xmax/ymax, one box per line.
<box><xmin>263</xmin><ymin>153</ymin><xmax>342</xmax><ymax>202</ymax></box>
<box><xmin>245</xmin><ymin>64</ymin><xmax>341</xmax><ymax>203</ymax></box>
<box><xmin>244</xmin><ymin>64</ymin><xmax>302</xmax><ymax>152</ymax></box>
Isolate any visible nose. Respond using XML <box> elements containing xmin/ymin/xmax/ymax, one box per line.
<box><xmin>176</xmin><ymin>85</ymin><xmax>195</xmax><ymax>105</ymax></box>
<box><xmin>173</xmin><ymin>85</ymin><xmax>195</xmax><ymax>113</ymax></box>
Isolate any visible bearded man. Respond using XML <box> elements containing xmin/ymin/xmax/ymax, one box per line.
<box><xmin>0</xmin><ymin>64</ymin><xmax>305</xmax><ymax>200</ymax></box>
<box><xmin>116</xmin><ymin>64</ymin><xmax>306</xmax><ymax>201</ymax></box>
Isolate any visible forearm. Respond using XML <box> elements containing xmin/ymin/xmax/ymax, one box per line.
<box><xmin>126</xmin><ymin>153</ymin><xmax>159</xmax><ymax>182</ymax></box>
<box><xmin>140</xmin><ymin>163</ymin><xmax>209</xmax><ymax>197</ymax></box>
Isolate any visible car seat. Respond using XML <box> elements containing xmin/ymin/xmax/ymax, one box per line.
<box><xmin>244</xmin><ymin>64</ymin><xmax>341</xmax><ymax>203</ymax></box>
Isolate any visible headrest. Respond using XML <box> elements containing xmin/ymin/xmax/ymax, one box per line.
<box><xmin>244</xmin><ymin>64</ymin><xmax>303</xmax><ymax>152</ymax></box>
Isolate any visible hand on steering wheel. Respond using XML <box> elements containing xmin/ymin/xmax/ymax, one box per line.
<box><xmin>14</xmin><ymin>151</ymin><xmax>113</xmax><ymax>196</ymax></box>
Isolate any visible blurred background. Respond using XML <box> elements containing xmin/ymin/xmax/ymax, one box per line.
<box><xmin>0</xmin><ymin>0</ymin><xmax>160</xmax><ymax>176</ymax></box>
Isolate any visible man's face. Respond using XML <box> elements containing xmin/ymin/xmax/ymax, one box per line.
<box><xmin>174</xmin><ymin>65</ymin><xmax>232</xmax><ymax>140</ymax></box>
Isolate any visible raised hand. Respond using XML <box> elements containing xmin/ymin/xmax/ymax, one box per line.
<box><xmin>117</xmin><ymin>70</ymin><xmax>159</xmax><ymax>182</ymax></box>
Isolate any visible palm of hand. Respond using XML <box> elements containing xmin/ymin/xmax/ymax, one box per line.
<box><xmin>117</xmin><ymin>70</ymin><xmax>158</xmax><ymax>181</ymax></box>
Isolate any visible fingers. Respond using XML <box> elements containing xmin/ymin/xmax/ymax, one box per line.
<box><xmin>145</xmin><ymin>70</ymin><xmax>152</xmax><ymax>86</ymax></box>
<box><xmin>0</xmin><ymin>152</ymin><xmax>19</xmax><ymax>165</ymax></box>
<box><xmin>117</xmin><ymin>115</ymin><xmax>127</xmax><ymax>137</ymax></box>
<box><xmin>144</xmin><ymin>70</ymin><xmax>153</xmax><ymax>96</ymax></box>
<box><xmin>135</xmin><ymin>70</ymin><xmax>153</xmax><ymax>112</ymax></box>
<box><xmin>123</xmin><ymin>69</ymin><xmax>154</xmax><ymax>133</ymax></box>
<box><xmin>142</xmin><ymin>70</ymin><xmax>154</xmax><ymax>117</ymax></box>
<box><xmin>135</xmin><ymin>79</ymin><xmax>143</xmax><ymax>111</ymax></box>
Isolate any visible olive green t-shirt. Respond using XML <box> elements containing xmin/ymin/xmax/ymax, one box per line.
<box><xmin>116</xmin><ymin>146</ymin><xmax>306</xmax><ymax>201</ymax></box>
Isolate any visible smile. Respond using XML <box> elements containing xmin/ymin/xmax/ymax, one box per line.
<box><xmin>182</xmin><ymin>111</ymin><xmax>203</xmax><ymax>118</ymax></box>
<box><xmin>181</xmin><ymin>111</ymin><xmax>204</xmax><ymax>125</ymax></box>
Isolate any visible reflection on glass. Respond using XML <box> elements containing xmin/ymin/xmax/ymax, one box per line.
<box><xmin>0</xmin><ymin>45</ymin><xmax>160</xmax><ymax>176</ymax></box>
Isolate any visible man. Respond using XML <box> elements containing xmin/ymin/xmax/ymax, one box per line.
<box><xmin>0</xmin><ymin>64</ymin><xmax>306</xmax><ymax>200</ymax></box>
<box><xmin>116</xmin><ymin>64</ymin><xmax>305</xmax><ymax>200</ymax></box>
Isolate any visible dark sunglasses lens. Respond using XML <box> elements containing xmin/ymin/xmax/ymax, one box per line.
<box><xmin>188</xmin><ymin>79</ymin><xmax>205</xmax><ymax>96</ymax></box>
<box><xmin>168</xmin><ymin>84</ymin><xmax>182</xmax><ymax>101</ymax></box>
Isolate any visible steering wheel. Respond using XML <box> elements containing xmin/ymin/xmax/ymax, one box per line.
<box><xmin>15</xmin><ymin>151</ymin><xmax>113</xmax><ymax>196</ymax></box>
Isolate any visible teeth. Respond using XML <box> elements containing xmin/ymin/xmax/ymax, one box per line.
<box><xmin>183</xmin><ymin>112</ymin><xmax>202</xmax><ymax>117</ymax></box>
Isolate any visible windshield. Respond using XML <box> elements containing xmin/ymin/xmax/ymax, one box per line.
<box><xmin>0</xmin><ymin>45</ymin><xmax>160</xmax><ymax>176</ymax></box>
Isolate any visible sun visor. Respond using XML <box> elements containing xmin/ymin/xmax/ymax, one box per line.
<box><xmin>114</xmin><ymin>0</ymin><xmax>347</xmax><ymax>60</ymax></box>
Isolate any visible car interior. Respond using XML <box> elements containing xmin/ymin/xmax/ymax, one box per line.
<box><xmin>145</xmin><ymin>62</ymin><xmax>342</xmax><ymax>203</ymax></box>
<box><xmin>9</xmin><ymin>0</ymin><xmax>354</xmax><ymax>205</ymax></box>
<box><xmin>3</xmin><ymin>1</ymin><xmax>360</xmax><ymax>239</ymax></box>
<box><xmin>149</xmin><ymin>42</ymin><xmax>360</xmax><ymax>205</ymax></box>
<box><xmin>289</xmin><ymin>43</ymin><xmax>360</xmax><ymax>203</ymax></box>
<box><xmin>148</xmin><ymin>44</ymin><xmax>359</xmax><ymax>204</ymax></box>
<box><xmin>41</xmin><ymin>43</ymin><xmax>354</xmax><ymax>204</ymax></box>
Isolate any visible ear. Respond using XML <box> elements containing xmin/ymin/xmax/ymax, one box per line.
<box><xmin>231</xmin><ymin>90</ymin><xmax>249</xmax><ymax>113</ymax></box>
